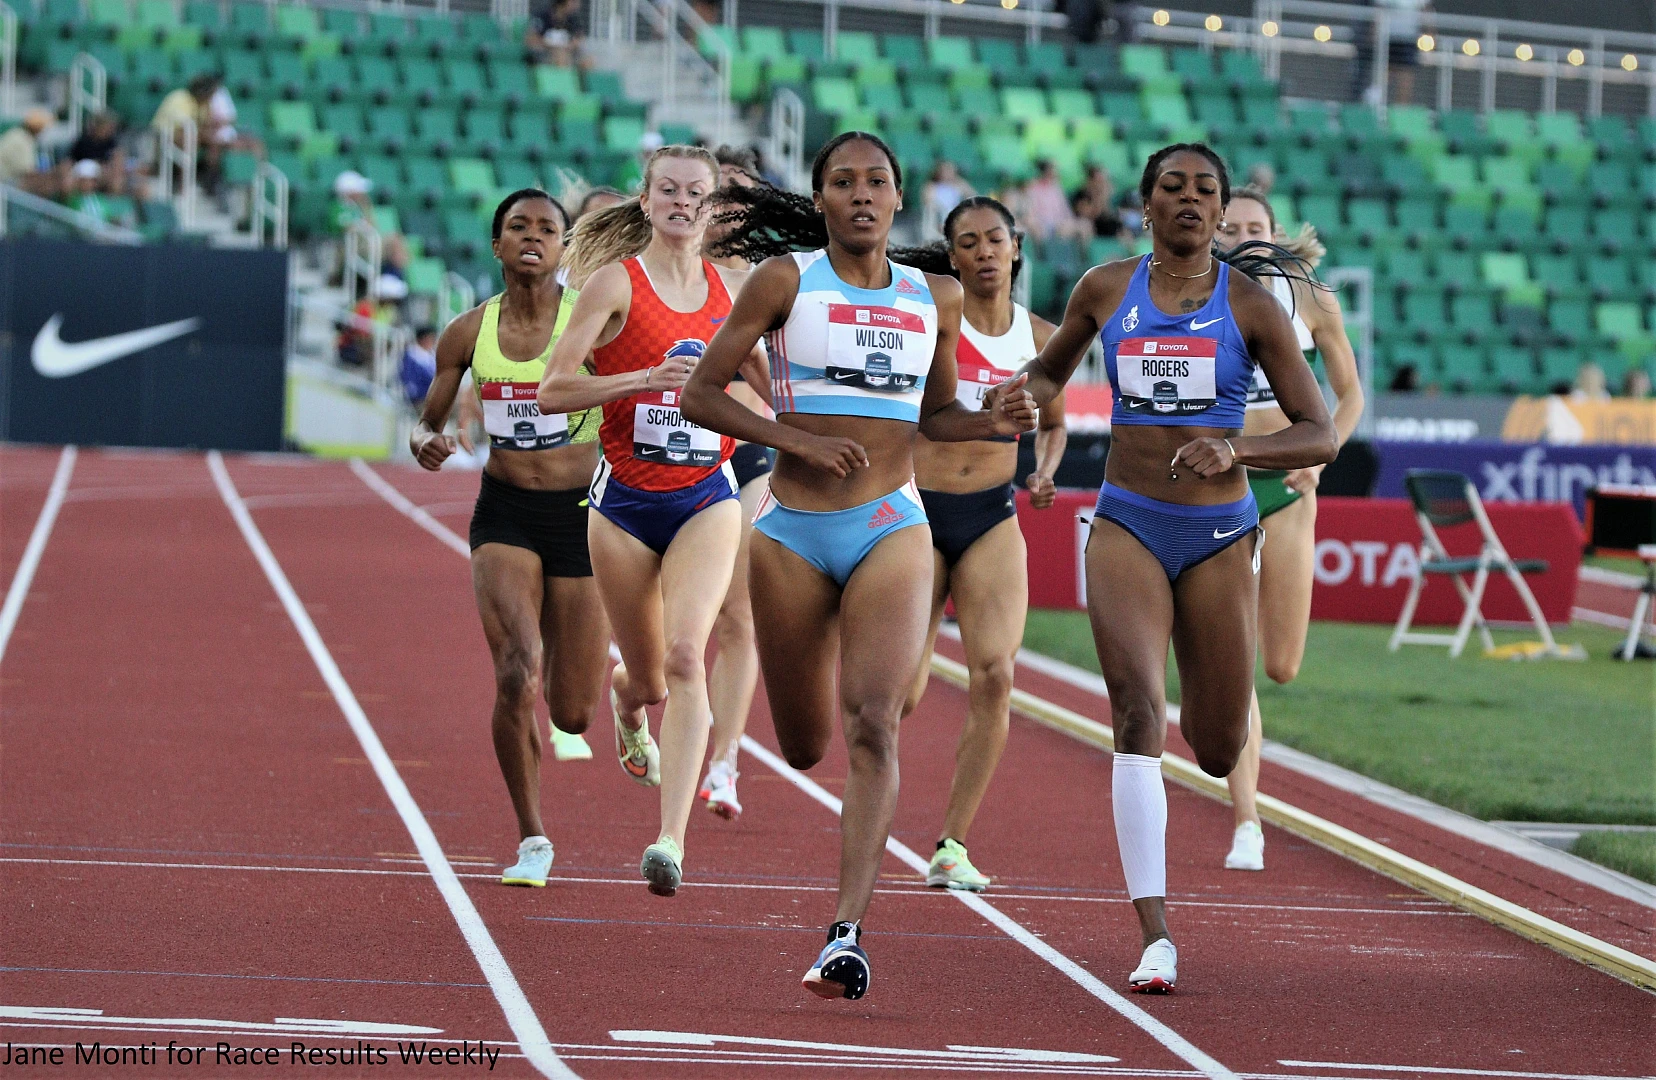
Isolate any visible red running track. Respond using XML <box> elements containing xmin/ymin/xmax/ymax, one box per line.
<box><xmin>2</xmin><ymin>446</ymin><xmax>1650</xmax><ymax>1080</ymax></box>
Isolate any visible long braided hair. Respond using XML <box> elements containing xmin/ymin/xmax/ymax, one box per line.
<box><xmin>1138</xmin><ymin>143</ymin><xmax>1327</xmax><ymax>312</ymax></box>
<box><xmin>707</xmin><ymin>131</ymin><xmax>943</xmax><ymax>269</ymax></box>
<box><xmin>883</xmin><ymin>196</ymin><xmax>1026</xmax><ymax>286</ymax></box>
<box><xmin>560</xmin><ymin>144</ymin><xmax>720</xmax><ymax>288</ymax></box>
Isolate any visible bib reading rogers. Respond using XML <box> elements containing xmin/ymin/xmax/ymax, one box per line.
<box><xmin>633</xmin><ymin>390</ymin><xmax>722</xmax><ymax>466</ymax></box>
<box><xmin>480</xmin><ymin>381</ymin><xmax>571</xmax><ymax>450</ymax></box>
<box><xmin>1117</xmin><ymin>336</ymin><xmax>1218</xmax><ymax>415</ymax></box>
<box><xmin>823</xmin><ymin>304</ymin><xmax>929</xmax><ymax>392</ymax></box>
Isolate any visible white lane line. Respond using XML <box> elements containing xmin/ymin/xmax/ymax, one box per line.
<box><xmin>1277</xmin><ymin>1062</ymin><xmax>1653</xmax><ymax>1080</ymax></box>
<box><xmin>348</xmin><ymin>458</ymin><xmax>471</xmax><ymax>557</ymax></box>
<box><xmin>207</xmin><ymin>451</ymin><xmax>575</xmax><ymax>1080</ymax></box>
<box><xmin>737</xmin><ymin>735</ymin><xmax>1238</xmax><ymax>1080</ymax></box>
<box><xmin>356</xmin><ymin>459</ymin><xmax>1236</xmax><ymax>1077</ymax></box>
<box><xmin>0</xmin><ymin>445</ymin><xmax>76</xmax><ymax>666</ymax></box>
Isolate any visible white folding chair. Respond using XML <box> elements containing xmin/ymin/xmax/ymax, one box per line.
<box><xmin>1389</xmin><ymin>469</ymin><xmax>1558</xmax><ymax>658</ymax></box>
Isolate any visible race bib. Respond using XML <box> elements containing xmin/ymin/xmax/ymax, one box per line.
<box><xmin>823</xmin><ymin>304</ymin><xmax>929</xmax><ymax>392</ymax></box>
<box><xmin>1116</xmin><ymin>337</ymin><xmax>1218</xmax><ymax>415</ymax></box>
<box><xmin>479</xmin><ymin>381</ymin><xmax>570</xmax><ymax>450</ymax></box>
<box><xmin>632</xmin><ymin>390</ymin><xmax>722</xmax><ymax>466</ymax></box>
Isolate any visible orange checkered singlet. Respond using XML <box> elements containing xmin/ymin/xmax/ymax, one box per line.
<box><xmin>592</xmin><ymin>257</ymin><xmax>736</xmax><ymax>492</ymax></box>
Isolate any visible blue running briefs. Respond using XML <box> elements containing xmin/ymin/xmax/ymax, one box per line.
<box><xmin>1092</xmin><ymin>481</ymin><xmax>1260</xmax><ymax>581</ymax></box>
<box><xmin>752</xmin><ymin>482</ymin><xmax>927</xmax><ymax>588</ymax></box>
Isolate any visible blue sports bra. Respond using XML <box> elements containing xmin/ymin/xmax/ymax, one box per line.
<box><xmin>1100</xmin><ymin>256</ymin><xmax>1255</xmax><ymax>430</ymax></box>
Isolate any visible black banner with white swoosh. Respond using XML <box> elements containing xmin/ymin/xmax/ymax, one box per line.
<box><xmin>0</xmin><ymin>238</ymin><xmax>287</xmax><ymax>450</ymax></box>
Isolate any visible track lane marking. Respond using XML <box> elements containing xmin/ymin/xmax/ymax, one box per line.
<box><xmin>1276</xmin><ymin>1062</ymin><xmax>1655</xmax><ymax>1080</ymax></box>
<box><xmin>0</xmin><ymin>445</ymin><xmax>75</xmax><ymax>666</ymax></box>
<box><xmin>208</xmin><ymin>451</ymin><xmax>576</xmax><ymax>1080</ymax></box>
<box><xmin>927</xmin><ymin>641</ymin><xmax>1656</xmax><ymax>990</ymax></box>
<box><xmin>737</xmin><ymin>735</ymin><xmax>1240</xmax><ymax>1080</ymax></box>
<box><xmin>354</xmin><ymin>460</ymin><xmax>1239</xmax><ymax>1080</ymax></box>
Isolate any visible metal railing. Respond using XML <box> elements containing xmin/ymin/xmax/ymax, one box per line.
<box><xmin>251</xmin><ymin>160</ymin><xmax>289</xmax><ymax>249</ymax></box>
<box><xmin>0</xmin><ymin>181</ymin><xmax>144</xmax><ymax>243</ymax></box>
<box><xmin>1325</xmin><ymin>264</ymin><xmax>1375</xmax><ymax>440</ymax></box>
<box><xmin>1</xmin><ymin>1</ymin><xmax>17</xmax><ymax>120</ymax></box>
<box><xmin>294</xmin><ymin>292</ymin><xmax>413</xmax><ymax>397</ymax></box>
<box><xmin>154</xmin><ymin>114</ymin><xmax>197</xmax><ymax>230</ymax></box>
<box><xmin>67</xmin><ymin>51</ymin><xmax>106</xmax><ymax>134</ymax></box>
<box><xmin>439</xmin><ymin>270</ymin><xmax>478</xmax><ymax>328</ymax></box>
<box><xmin>344</xmin><ymin>218</ymin><xmax>385</xmax><ymax>302</ymax></box>
<box><xmin>748</xmin><ymin>0</ymin><xmax>1064</xmax><ymax>49</ymax></box>
<box><xmin>767</xmin><ymin>87</ymin><xmax>806</xmax><ymax>192</ymax></box>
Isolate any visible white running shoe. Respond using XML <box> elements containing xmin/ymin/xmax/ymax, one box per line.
<box><xmin>501</xmin><ymin>836</ymin><xmax>554</xmax><ymax>887</ymax></box>
<box><xmin>1128</xmin><ymin>938</ymin><xmax>1177</xmax><ymax>993</ymax></box>
<box><xmin>1224</xmin><ymin>821</ymin><xmax>1265</xmax><ymax>871</ymax></box>
<box><xmin>611</xmin><ymin>681</ymin><xmax>660</xmax><ymax>787</ymax></box>
<box><xmin>549</xmin><ymin>727</ymin><xmax>593</xmax><ymax>762</ymax></box>
<box><xmin>699</xmin><ymin>761</ymin><xmax>742</xmax><ymax>820</ymax></box>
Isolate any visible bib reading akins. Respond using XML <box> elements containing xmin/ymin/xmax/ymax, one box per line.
<box><xmin>593</xmin><ymin>257</ymin><xmax>735</xmax><ymax>492</ymax></box>
<box><xmin>480</xmin><ymin>381</ymin><xmax>570</xmax><ymax>450</ymax></box>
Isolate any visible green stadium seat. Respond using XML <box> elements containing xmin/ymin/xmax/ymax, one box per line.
<box><xmin>948</xmin><ymin>64</ymin><xmax>993</xmax><ymax>94</ymax></box>
<box><xmin>1538</xmin><ymin>346</ymin><xmax>1585</xmax><ymax>386</ymax></box>
<box><xmin>1450</xmin><ymin>291</ymin><xmax>1497</xmax><ymax>330</ymax></box>
<box><xmin>926</xmin><ymin>35</ymin><xmax>974</xmax><ymax>70</ymax></box>
<box><xmin>696</xmin><ymin>24</ymin><xmax>735</xmax><ymax>59</ymax></box>
<box><xmin>495</xmin><ymin>160</ymin><xmax>543</xmax><ymax>189</ymax></box>
<box><xmin>532</xmin><ymin>65</ymin><xmax>581</xmax><ymax>102</ymax></box>
<box><xmin>1544</xmin><ymin>204</ymin><xmax>1590</xmax><ymax>238</ymax></box>
<box><xmin>273</xmin><ymin>5</ymin><xmax>320</xmax><ymax>39</ymax></box>
<box><xmin>1050</xmin><ymin>88</ymin><xmax>1097</xmax><ymax>121</ymax></box>
<box><xmin>742</xmin><ymin>26</ymin><xmax>787</xmax><ymax>56</ymax></box>
<box><xmin>559</xmin><ymin>94</ymin><xmax>602</xmax><ymax>123</ymax></box>
<box><xmin>445</xmin><ymin>59</ymin><xmax>489</xmax><ymax>103</ymax></box>
<box><xmin>464</xmin><ymin>109</ymin><xmax>508</xmax><ymax>152</ymax></box>
<box><xmin>1531</xmin><ymin>253</ymin><xmax>1581</xmax><ymax>291</ymax></box>
<box><xmin>788</xmin><ymin>29</ymin><xmax>826</xmax><ymax>61</ymax></box>
<box><xmin>905</xmin><ymin>81</ymin><xmax>951</xmax><ymax>114</ymax></box>
<box><xmin>1297</xmin><ymin>194</ymin><xmax>1339</xmax><ymax>229</ymax></box>
<box><xmin>1597</xmin><ymin>302</ymin><xmax>1647</xmax><ymax>341</ymax></box>
<box><xmin>881</xmin><ymin>33</ymin><xmax>927</xmax><ymax>69</ymax></box>
<box><xmin>1386</xmin><ymin>104</ymin><xmax>1435</xmax><ymax>141</ymax></box>
<box><xmin>267</xmin><ymin>51</ymin><xmax>307</xmax><ymax>90</ymax></box>
<box><xmin>268</xmin><ymin>101</ymin><xmax>316</xmax><ymax>140</ymax></box>
<box><xmin>1591</xmin><ymin>207</ymin><xmax>1639</xmax><ymax>243</ymax></box>
<box><xmin>853</xmin><ymin>59</ymin><xmax>898</xmax><ymax>91</ymax></box>
<box><xmin>1489</xmin><ymin>346</ymin><xmax>1538</xmax><ymax>389</ymax></box>
<box><xmin>1143</xmin><ymin>92</ymin><xmax>1191</xmax><ymax>130</ymax></box>
<box><xmin>1022</xmin><ymin>116</ymin><xmax>1067</xmax><ymax>155</ymax></box>
<box><xmin>584</xmin><ymin>70</ymin><xmax>624</xmax><ymax>100</ymax></box>
<box><xmin>1430</xmin><ymin>154</ymin><xmax>1477</xmax><ymax>193</ymax></box>
<box><xmin>813</xmin><ymin>77</ymin><xmax>858</xmax><ymax>115</ymax></box>
<box><xmin>367</xmin><ymin>105</ymin><xmax>413</xmax><ymax>144</ymax></box>
<box><xmin>764</xmin><ymin>54</ymin><xmax>808</xmax><ymax>91</ymax></box>
<box><xmin>1002</xmin><ymin>87</ymin><xmax>1048</xmax><ymax>121</ymax></box>
<box><xmin>602</xmin><ymin>115</ymin><xmax>645</xmax><ymax>152</ymax></box>
<box><xmin>1535</xmin><ymin>111</ymin><xmax>1583</xmax><ymax>147</ymax></box>
<box><xmin>956</xmin><ymin>86</ymin><xmax>998</xmax><ymax>116</ymax></box>
<box><xmin>416</xmin><ymin>107</ymin><xmax>460</xmax><ymax>147</ymax></box>
<box><xmin>861</xmin><ymin>83</ymin><xmax>904</xmax><ymax>114</ymax></box>
<box><xmin>490</xmin><ymin>62</ymin><xmax>533</xmax><ymax>103</ymax></box>
<box><xmin>1098</xmin><ymin>91</ymin><xmax>1142</xmax><ymax>126</ymax></box>
<box><xmin>1119</xmin><ymin>44</ymin><xmax>1167</xmax><ymax>80</ymax></box>
<box><xmin>834</xmin><ymin>31</ymin><xmax>879</xmax><ymax>65</ymax></box>
<box><xmin>1219</xmin><ymin>50</ymin><xmax>1267</xmax><ymax>86</ymax></box>
<box><xmin>367</xmin><ymin>12</ymin><xmax>408</xmax><ymax>48</ymax></box>
<box><xmin>1345</xmin><ymin>197</ymin><xmax>1389</xmax><ymax>232</ymax></box>
<box><xmin>354</xmin><ymin>55</ymin><xmax>399</xmax><ymax>96</ymax></box>
<box><xmin>1437</xmin><ymin>343</ymin><xmax>1488</xmax><ymax>389</ymax></box>
<box><xmin>1548</xmin><ymin>296</ymin><xmax>1593</xmax><ymax>341</ymax></box>
<box><xmin>320</xmin><ymin>102</ymin><xmax>365</xmax><ymax>138</ymax></box>
<box><xmin>1191</xmin><ymin>92</ymin><xmax>1237</xmax><ymax>128</ymax></box>
<box><xmin>1485</xmin><ymin>109</ymin><xmax>1532</xmax><ymax>146</ymax></box>
<box><xmin>1339</xmin><ymin>102</ymin><xmax>1382</xmax><ymax>138</ymax></box>
<box><xmin>1586</xmin><ymin>256</ymin><xmax>1636</xmax><ymax>300</ymax></box>
<box><xmin>448</xmin><ymin>157</ymin><xmax>496</xmax><ymax>194</ymax></box>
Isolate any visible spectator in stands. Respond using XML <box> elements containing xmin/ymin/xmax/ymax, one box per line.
<box><xmin>330</xmin><ymin>170</ymin><xmax>410</xmax><ymax>278</ymax></box>
<box><xmin>1572</xmin><ymin>361</ymin><xmax>1611</xmax><ymax>401</ymax></box>
<box><xmin>526</xmin><ymin>0</ymin><xmax>586</xmax><ymax>68</ymax></box>
<box><xmin>1623</xmin><ymin>368</ymin><xmax>1652</xmax><ymax>399</ymax></box>
<box><xmin>0</xmin><ymin>108</ymin><xmax>55</xmax><ymax>196</ymax></box>
<box><xmin>1025</xmin><ymin>159</ymin><xmax>1083</xmax><ymax>241</ymax></box>
<box><xmin>1070</xmin><ymin>164</ymin><xmax>1128</xmax><ymax>243</ymax></box>
<box><xmin>400</xmin><ymin>326</ymin><xmax>439</xmax><ymax>406</ymax></box>
<box><xmin>64</xmin><ymin>159</ymin><xmax>136</xmax><ymax>227</ymax></box>
<box><xmin>1060</xmin><ymin>0</ymin><xmax>1129</xmax><ymax>44</ymax></box>
<box><xmin>153</xmin><ymin>74</ymin><xmax>260</xmax><ymax>194</ymax></box>
<box><xmin>1246</xmin><ymin>162</ymin><xmax>1276</xmax><ymax>196</ymax></box>
<box><xmin>62</xmin><ymin>111</ymin><xmax>136</xmax><ymax>198</ymax></box>
<box><xmin>576</xmin><ymin>185</ymin><xmax>627</xmax><ymax>219</ymax></box>
<box><xmin>1355</xmin><ymin>0</ymin><xmax>1431</xmax><ymax>106</ymax></box>
<box><xmin>922</xmin><ymin>160</ymin><xmax>973</xmax><ymax>233</ymax></box>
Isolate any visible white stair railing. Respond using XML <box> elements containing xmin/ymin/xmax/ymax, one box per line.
<box><xmin>0</xmin><ymin>180</ymin><xmax>144</xmax><ymax>243</ymax></box>
<box><xmin>155</xmin><ymin>115</ymin><xmax>198</xmax><ymax>230</ymax></box>
<box><xmin>1325</xmin><ymin>266</ymin><xmax>1375</xmax><ymax>440</ymax></box>
<box><xmin>251</xmin><ymin>160</ymin><xmax>289</xmax><ymax>248</ymax></box>
<box><xmin>1</xmin><ymin>1</ymin><xmax>17</xmax><ymax>120</ymax></box>
<box><xmin>593</xmin><ymin>0</ymin><xmax>732</xmax><ymax>146</ymax></box>
<box><xmin>767</xmin><ymin>87</ymin><xmax>805</xmax><ymax>193</ymax></box>
<box><xmin>68</xmin><ymin>52</ymin><xmax>107</xmax><ymax>134</ymax></box>
<box><xmin>344</xmin><ymin>218</ymin><xmax>385</xmax><ymax>302</ymax></box>
<box><xmin>439</xmin><ymin>270</ymin><xmax>478</xmax><ymax>329</ymax></box>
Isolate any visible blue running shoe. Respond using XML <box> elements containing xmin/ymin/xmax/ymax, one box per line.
<box><xmin>501</xmin><ymin>836</ymin><xmax>553</xmax><ymax>887</ymax></box>
<box><xmin>802</xmin><ymin>921</ymin><xmax>869</xmax><ymax>1000</ymax></box>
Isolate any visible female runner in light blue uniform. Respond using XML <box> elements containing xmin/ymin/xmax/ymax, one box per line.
<box><xmin>682</xmin><ymin>132</ymin><xmax>1036</xmax><ymax>1001</ymax></box>
<box><xmin>1017</xmin><ymin>144</ymin><xmax>1336</xmax><ymax>993</ymax></box>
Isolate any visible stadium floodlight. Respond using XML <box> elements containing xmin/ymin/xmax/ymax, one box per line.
<box><xmin>1461</xmin><ymin>38</ymin><xmax>1481</xmax><ymax>56</ymax></box>
<box><xmin>1204</xmin><ymin>15</ymin><xmax>1222</xmax><ymax>32</ymax></box>
<box><xmin>1417</xmin><ymin>34</ymin><xmax>1435</xmax><ymax>52</ymax></box>
<box><xmin>1567</xmin><ymin>48</ymin><xmax>1585</xmax><ymax>66</ymax></box>
<box><xmin>1001</xmin><ymin>0</ymin><xmax>1018</xmax><ymax>9</ymax></box>
<box><xmin>1261</xmin><ymin>21</ymin><xmax>1279</xmax><ymax>37</ymax></box>
<box><xmin>1151</xmin><ymin>10</ymin><xmax>1170</xmax><ymax>27</ymax></box>
<box><xmin>1313</xmin><ymin>25</ymin><xmax>1332</xmax><ymax>43</ymax></box>
<box><xmin>1515</xmin><ymin>44</ymin><xmax>1533</xmax><ymax>62</ymax></box>
<box><xmin>1622</xmin><ymin>54</ymin><xmax>1639</xmax><ymax>72</ymax></box>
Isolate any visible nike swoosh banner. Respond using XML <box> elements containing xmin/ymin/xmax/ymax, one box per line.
<box><xmin>1</xmin><ymin>239</ymin><xmax>287</xmax><ymax>450</ymax></box>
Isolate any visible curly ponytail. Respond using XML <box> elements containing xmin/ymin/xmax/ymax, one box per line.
<box><xmin>560</xmin><ymin>144</ymin><xmax>719</xmax><ymax>288</ymax></box>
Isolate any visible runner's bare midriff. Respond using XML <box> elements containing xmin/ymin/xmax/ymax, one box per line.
<box><xmin>485</xmin><ymin>440</ymin><xmax>599</xmax><ymax>491</ymax></box>
<box><xmin>771</xmin><ymin>413</ymin><xmax>917</xmax><ymax>511</ymax></box>
<box><xmin>1106</xmin><ymin>424</ymin><xmax>1247</xmax><ymax>505</ymax></box>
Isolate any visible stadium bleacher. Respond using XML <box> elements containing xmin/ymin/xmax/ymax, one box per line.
<box><xmin>12</xmin><ymin>2</ymin><xmax>1653</xmax><ymax>395</ymax></box>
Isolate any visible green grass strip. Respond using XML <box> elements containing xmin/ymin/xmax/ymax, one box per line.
<box><xmin>1570</xmin><ymin>832</ymin><xmax>1656</xmax><ymax>885</ymax></box>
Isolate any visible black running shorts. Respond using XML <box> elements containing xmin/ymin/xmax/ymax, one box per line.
<box><xmin>469</xmin><ymin>472</ymin><xmax>592</xmax><ymax>577</ymax></box>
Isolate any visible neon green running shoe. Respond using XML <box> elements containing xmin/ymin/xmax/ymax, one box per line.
<box><xmin>641</xmin><ymin>835</ymin><xmax>683</xmax><ymax>897</ymax></box>
<box><xmin>926</xmin><ymin>838</ymin><xmax>990</xmax><ymax>892</ymax></box>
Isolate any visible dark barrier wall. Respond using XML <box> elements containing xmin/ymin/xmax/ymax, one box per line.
<box><xmin>0</xmin><ymin>239</ymin><xmax>287</xmax><ymax>451</ymax></box>
<box><xmin>1373</xmin><ymin>440</ymin><xmax>1656</xmax><ymax>520</ymax></box>
<box><xmin>1018</xmin><ymin>434</ymin><xmax>1380</xmax><ymax>497</ymax></box>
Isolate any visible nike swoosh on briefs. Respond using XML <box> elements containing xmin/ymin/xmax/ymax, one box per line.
<box><xmin>1189</xmin><ymin>317</ymin><xmax>1225</xmax><ymax>330</ymax></box>
<box><xmin>31</xmin><ymin>314</ymin><xmax>203</xmax><ymax>378</ymax></box>
<box><xmin>1213</xmin><ymin>525</ymin><xmax>1247</xmax><ymax>539</ymax></box>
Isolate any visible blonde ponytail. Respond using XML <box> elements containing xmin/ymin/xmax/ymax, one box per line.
<box><xmin>1278</xmin><ymin>222</ymin><xmax>1326</xmax><ymax>269</ymax></box>
<box><xmin>560</xmin><ymin>144</ymin><xmax>721</xmax><ymax>289</ymax></box>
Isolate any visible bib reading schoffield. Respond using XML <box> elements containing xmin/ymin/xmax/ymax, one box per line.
<box><xmin>823</xmin><ymin>304</ymin><xmax>929</xmax><ymax>392</ymax></box>
<box><xmin>632</xmin><ymin>388</ymin><xmax>722</xmax><ymax>466</ymax></box>
<box><xmin>1116</xmin><ymin>337</ymin><xmax>1218</xmax><ymax>415</ymax></box>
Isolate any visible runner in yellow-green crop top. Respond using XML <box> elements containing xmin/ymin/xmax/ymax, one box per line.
<box><xmin>410</xmin><ymin>188</ymin><xmax>611</xmax><ymax>889</ymax></box>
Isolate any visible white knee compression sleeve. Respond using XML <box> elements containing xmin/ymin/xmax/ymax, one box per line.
<box><xmin>1112</xmin><ymin>752</ymin><xmax>1168</xmax><ymax>900</ymax></box>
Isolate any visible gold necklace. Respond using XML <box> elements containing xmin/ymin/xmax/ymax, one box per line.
<box><xmin>1150</xmin><ymin>257</ymin><xmax>1214</xmax><ymax>279</ymax></box>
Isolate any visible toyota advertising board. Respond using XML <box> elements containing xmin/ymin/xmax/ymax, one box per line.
<box><xmin>0</xmin><ymin>238</ymin><xmax>287</xmax><ymax>451</ymax></box>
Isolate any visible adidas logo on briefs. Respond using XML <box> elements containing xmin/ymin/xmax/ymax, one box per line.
<box><xmin>895</xmin><ymin>278</ymin><xmax>922</xmax><ymax>295</ymax></box>
<box><xmin>867</xmin><ymin>501</ymin><xmax>904</xmax><ymax>528</ymax></box>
